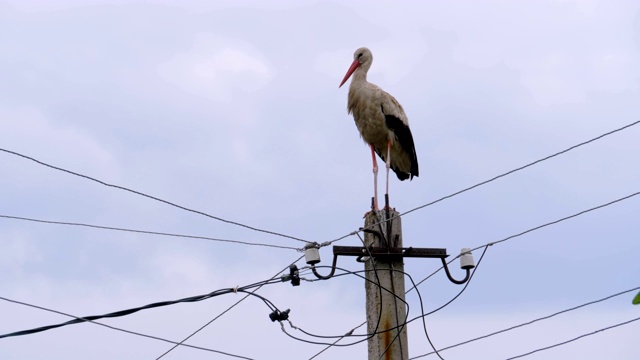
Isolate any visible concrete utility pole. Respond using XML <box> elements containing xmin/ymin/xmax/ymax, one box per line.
<box><xmin>364</xmin><ymin>209</ymin><xmax>408</xmax><ymax>360</ymax></box>
<box><xmin>309</xmin><ymin>206</ymin><xmax>468</xmax><ymax>359</ymax></box>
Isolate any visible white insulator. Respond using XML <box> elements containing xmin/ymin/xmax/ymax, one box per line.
<box><xmin>305</xmin><ymin>247</ymin><xmax>321</xmax><ymax>265</ymax></box>
<box><xmin>460</xmin><ymin>248</ymin><xmax>475</xmax><ymax>269</ymax></box>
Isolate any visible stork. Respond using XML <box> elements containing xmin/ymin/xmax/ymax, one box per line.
<box><xmin>339</xmin><ymin>47</ymin><xmax>419</xmax><ymax>211</ymax></box>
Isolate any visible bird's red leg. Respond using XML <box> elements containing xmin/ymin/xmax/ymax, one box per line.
<box><xmin>370</xmin><ymin>144</ymin><xmax>379</xmax><ymax>211</ymax></box>
<box><xmin>385</xmin><ymin>140</ymin><xmax>391</xmax><ymax>209</ymax></box>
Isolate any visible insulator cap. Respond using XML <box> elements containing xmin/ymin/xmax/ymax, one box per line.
<box><xmin>305</xmin><ymin>246</ymin><xmax>321</xmax><ymax>265</ymax></box>
<box><xmin>460</xmin><ymin>248</ymin><xmax>475</xmax><ymax>270</ymax></box>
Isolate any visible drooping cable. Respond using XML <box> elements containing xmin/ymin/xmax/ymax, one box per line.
<box><xmin>0</xmin><ymin>147</ymin><xmax>310</xmax><ymax>244</ymax></box>
<box><xmin>0</xmin><ymin>296</ymin><xmax>254</xmax><ymax>359</ymax></box>
<box><xmin>505</xmin><ymin>316</ymin><xmax>640</xmax><ymax>359</ymax></box>
<box><xmin>155</xmin><ymin>254</ymin><xmax>305</xmax><ymax>359</ymax></box>
<box><xmin>0</xmin><ymin>214</ymin><xmax>299</xmax><ymax>250</ymax></box>
<box><xmin>325</xmin><ymin>120</ymin><xmax>640</xmax><ymax>246</ymax></box>
<box><xmin>0</xmin><ymin>279</ymin><xmax>281</xmax><ymax>339</ymax></box>
<box><xmin>410</xmin><ymin>285</ymin><xmax>640</xmax><ymax>359</ymax></box>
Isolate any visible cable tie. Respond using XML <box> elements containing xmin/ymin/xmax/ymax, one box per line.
<box><xmin>303</xmin><ymin>242</ymin><xmax>320</xmax><ymax>250</ymax></box>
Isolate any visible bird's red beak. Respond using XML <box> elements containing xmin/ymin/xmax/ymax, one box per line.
<box><xmin>339</xmin><ymin>59</ymin><xmax>360</xmax><ymax>88</ymax></box>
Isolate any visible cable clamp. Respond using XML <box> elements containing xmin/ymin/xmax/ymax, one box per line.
<box><xmin>289</xmin><ymin>265</ymin><xmax>301</xmax><ymax>286</ymax></box>
<box><xmin>232</xmin><ymin>286</ymin><xmax>239</xmax><ymax>294</ymax></box>
<box><xmin>269</xmin><ymin>309</ymin><xmax>291</xmax><ymax>322</ymax></box>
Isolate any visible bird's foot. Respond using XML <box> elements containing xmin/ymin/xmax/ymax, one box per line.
<box><xmin>363</xmin><ymin>197</ymin><xmax>379</xmax><ymax>218</ymax></box>
<box><xmin>363</xmin><ymin>209</ymin><xmax>379</xmax><ymax>219</ymax></box>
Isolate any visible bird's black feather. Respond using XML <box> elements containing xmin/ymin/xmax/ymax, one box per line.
<box><xmin>382</xmin><ymin>107</ymin><xmax>419</xmax><ymax>181</ymax></box>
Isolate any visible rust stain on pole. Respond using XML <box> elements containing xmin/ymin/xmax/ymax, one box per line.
<box><xmin>382</xmin><ymin>318</ymin><xmax>393</xmax><ymax>360</ymax></box>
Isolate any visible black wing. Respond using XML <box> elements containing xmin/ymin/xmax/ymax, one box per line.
<box><xmin>382</xmin><ymin>106</ymin><xmax>419</xmax><ymax>181</ymax></box>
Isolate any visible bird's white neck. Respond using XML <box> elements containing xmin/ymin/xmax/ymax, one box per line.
<box><xmin>349</xmin><ymin>67</ymin><xmax>368</xmax><ymax>87</ymax></box>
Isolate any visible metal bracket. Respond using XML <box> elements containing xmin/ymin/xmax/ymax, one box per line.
<box><xmin>333</xmin><ymin>245</ymin><xmax>447</xmax><ymax>260</ymax></box>
<box><xmin>310</xmin><ymin>245</ymin><xmax>471</xmax><ymax>285</ymax></box>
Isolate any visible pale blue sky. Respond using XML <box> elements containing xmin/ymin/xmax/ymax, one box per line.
<box><xmin>0</xmin><ymin>0</ymin><xmax>639</xmax><ymax>359</ymax></box>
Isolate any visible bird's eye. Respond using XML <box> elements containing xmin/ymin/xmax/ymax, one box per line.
<box><xmin>357</xmin><ymin>53</ymin><xmax>363</xmax><ymax>59</ymax></box>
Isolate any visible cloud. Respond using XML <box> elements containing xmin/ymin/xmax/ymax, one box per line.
<box><xmin>0</xmin><ymin>106</ymin><xmax>119</xmax><ymax>181</ymax></box>
<box><xmin>157</xmin><ymin>33</ymin><xmax>273</xmax><ymax>102</ymax></box>
<box><xmin>0</xmin><ymin>1</ymin><xmax>639</xmax><ymax>359</ymax></box>
<box><xmin>0</xmin><ymin>230</ymin><xmax>42</xmax><ymax>272</ymax></box>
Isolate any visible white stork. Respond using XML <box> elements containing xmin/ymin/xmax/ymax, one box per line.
<box><xmin>339</xmin><ymin>47</ymin><xmax>419</xmax><ymax>211</ymax></box>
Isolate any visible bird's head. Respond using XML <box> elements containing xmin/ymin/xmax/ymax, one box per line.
<box><xmin>339</xmin><ymin>47</ymin><xmax>372</xmax><ymax>88</ymax></box>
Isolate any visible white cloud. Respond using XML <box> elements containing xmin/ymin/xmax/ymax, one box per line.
<box><xmin>0</xmin><ymin>230</ymin><xmax>42</xmax><ymax>271</ymax></box>
<box><xmin>0</xmin><ymin>106</ymin><xmax>119</xmax><ymax>181</ymax></box>
<box><xmin>157</xmin><ymin>33</ymin><xmax>273</xmax><ymax>102</ymax></box>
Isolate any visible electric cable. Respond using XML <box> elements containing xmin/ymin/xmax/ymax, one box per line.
<box><xmin>4</xmin><ymin>119</ymin><xmax>637</xmax><ymax>356</ymax></box>
<box><xmin>468</xmin><ymin>190</ymin><xmax>640</xmax><ymax>253</ymax></box>
<box><xmin>414</xmin><ymin>245</ymin><xmax>489</xmax><ymax>360</ymax></box>
<box><xmin>307</xmin><ymin>246</ymin><xmax>488</xmax><ymax>359</ymax></box>
<box><xmin>410</xmin><ymin>285</ymin><xmax>640</xmax><ymax>359</ymax></box>
<box><xmin>357</xmin><ymin>225</ymin><xmax>390</xmax><ymax>357</ymax></box>
<box><xmin>384</xmin><ymin>262</ymin><xmax>406</xmax><ymax>360</ymax></box>
<box><xmin>305</xmin><ymin>227</ymin><xmax>386</xmax><ymax>349</ymax></box>
<box><xmin>0</xmin><ymin>214</ymin><xmax>299</xmax><ymax>250</ymax></box>
<box><xmin>505</xmin><ymin>316</ymin><xmax>640</xmax><ymax>359</ymax></box>
<box><xmin>0</xmin><ymin>296</ymin><xmax>254</xmax><ymax>359</ymax></box>
<box><xmin>408</xmin><ymin>190</ymin><xmax>640</xmax><ymax>297</ymax></box>
<box><xmin>282</xmin><ymin>264</ymin><xmax>409</xmax><ymax>347</ymax></box>
<box><xmin>309</xmin><ymin>185</ymin><xmax>638</xmax><ymax>356</ymax></box>
<box><xmin>0</xmin><ymin>147</ymin><xmax>310</xmax><ymax>244</ymax></box>
<box><xmin>0</xmin><ymin>279</ymin><xmax>282</xmax><ymax>339</ymax></box>
<box><xmin>324</xmin><ymin>120</ymin><xmax>640</xmax><ymax>246</ymax></box>
<box><xmin>155</xmin><ymin>254</ymin><xmax>305</xmax><ymax>359</ymax></box>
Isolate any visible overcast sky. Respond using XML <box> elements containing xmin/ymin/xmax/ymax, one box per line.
<box><xmin>1</xmin><ymin>0</ymin><xmax>639</xmax><ymax>359</ymax></box>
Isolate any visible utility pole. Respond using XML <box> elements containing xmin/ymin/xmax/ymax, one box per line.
<box><xmin>308</xmin><ymin>200</ymin><xmax>475</xmax><ymax>359</ymax></box>
<box><xmin>364</xmin><ymin>207</ymin><xmax>408</xmax><ymax>360</ymax></box>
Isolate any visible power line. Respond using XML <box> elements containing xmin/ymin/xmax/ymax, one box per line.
<box><xmin>0</xmin><ymin>147</ymin><xmax>310</xmax><ymax>244</ymax></box>
<box><xmin>155</xmin><ymin>254</ymin><xmax>306</xmax><ymax>359</ymax></box>
<box><xmin>0</xmin><ymin>279</ymin><xmax>283</xmax><ymax>340</ymax></box>
<box><xmin>300</xmin><ymin>227</ymin><xmax>406</xmax><ymax>357</ymax></box>
<box><xmin>281</xmin><ymin>265</ymin><xmax>411</xmax><ymax>347</ymax></box>
<box><xmin>306</xmin><ymin>246</ymin><xmax>489</xmax><ymax>359</ymax></box>
<box><xmin>325</xmin><ymin>119</ymin><xmax>640</xmax><ymax>246</ymax></box>
<box><xmin>306</xmin><ymin>229</ymin><xmax>387</xmax><ymax>358</ymax></box>
<box><xmin>470</xmin><ymin>190</ymin><xmax>640</xmax><ymax>252</ymax></box>
<box><xmin>410</xmin><ymin>286</ymin><xmax>640</xmax><ymax>359</ymax></box>
<box><xmin>298</xmin><ymin>246</ymin><xmax>489</xmax><ymax>360</ymax></box>
<box><xmin>414</xmin><ymin>245</ymin><xmax>490</xmax><ymax>360</ymax></box>
<box><xmin>0</xmin><ymin>214</ymin><xmax>299</xmax><ymax>251</ymax></box>
<box><xmin>311</xmin><ymin>121</ymin><xmax>640</xmax><ymax>355</ymax></box>
<box><xmin>311</xmin><ymin>121</ymin><xmax>640</xmax><ymax>358</ymax></box>
<box><xmin>408</xmin><ymin>189</ymin><xmax>640</xmax><ymax>296</ymax></box>
<box><xmin>0</xmin><ymin>296</ymin><xmax>255</xmax><ymax>359</ymax></box>
<box><xmin>506</xmin><ymin>316</ymin><xmax>640</xmax><ymax>359</ymax></box>
<box><xmin>313</xmin><ymin>189</ymin><xmax>639</xmax><ymax>359</ymax></box>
